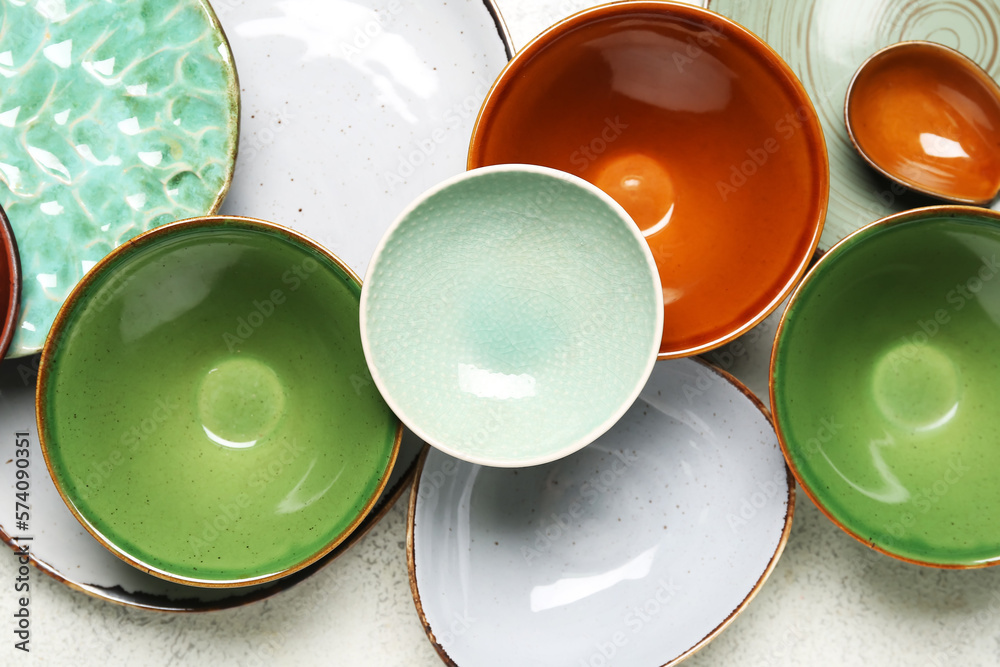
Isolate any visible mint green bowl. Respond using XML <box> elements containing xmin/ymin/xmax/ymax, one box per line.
<box><xmin>38</xmin><ymin>217</ymin><xmax>400</xmax><ymax>587</ymax></box>
<box><xmin>771</xmin><ymin>206</ymin><xmax>1000</xmax><ymax>568</ymax></box>
<box><xmin>360</xmin><ymin>165</ymin><xmax>663</xmax><ymax>468</ymax></box>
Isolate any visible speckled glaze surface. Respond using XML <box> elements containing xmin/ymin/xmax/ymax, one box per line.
<box><xmin>408</xmin><ymin>357</ymin><xmax>793</xmax><ymax>666</ymax></box>
<box><xmin>772</xmin><ymin>206</ymin><xmax>1000</xmax><ymax>568</ymax></box>
<box><xmin>37</xmin><ymin>217</ymin><xmax>400</xmax><ymax>587</ymax></box>
<box><xmin>0</xmin><ymin>357</ymin><xmax>420</xmax><ymax>610</ymax></box>
<box><xmin>0</xmin><ymin>0</ymin><xmax>239</xmax><ymax>357</ymax></box>
<box><xmin>845</xmin><ymin>41</ymin><xmax>1000</xmax><ymax>206</ymax></box>
<box><xmin>710</xmin><ymin>0</ymin><xmax>1000</xmax><ymax>246</ymax></box>
<box><xmin>361</xmin><ymin>165</ymin><xmax>663</xmax><ymax>467</ymax></box>
<box><xmin>468</xmin><ymin>1</ymin><xmax>828</xmax><ymax>359</ymax></box>
<box><xmin>214</xmin><ymin>0</ymin><xmax>511</xmax><ymax>283</ymax></box>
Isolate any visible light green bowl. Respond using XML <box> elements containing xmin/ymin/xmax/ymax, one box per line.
<box><xmin>38</xmin><ymin>217</ymin><xmax>400</xmax><ymax>587</ymax></box>
<box><xmin>771</xmin><ymin>206</ymin><xmax>1000</xmax><ymax>568</ymax></box>
<box><xmin>360</xmin><ymin>165</ymin><xmax>663</xmax><ymax>467</ymax></box>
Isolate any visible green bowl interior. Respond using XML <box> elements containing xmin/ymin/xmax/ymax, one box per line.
<box><xmin>773</xmin><ymin>210</ymin><xmax>1000</xmax><ymax>566</ymax></box>
<box><xmin>41</xmin><ymin>220</ymin><xmax>398</xmax><ymax>584</ymax></box>
<box><xmin>363</xmin><ymin>169</ymin><xmax>661</xmax><ymax>465</ymax></box>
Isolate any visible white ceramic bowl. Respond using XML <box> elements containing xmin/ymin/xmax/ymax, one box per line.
<box><xmin>407</xmin><ymin>357</ymin><xmax>793</xmax><ymax>665</ymax></box>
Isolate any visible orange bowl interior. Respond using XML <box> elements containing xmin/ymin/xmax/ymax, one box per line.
<box><xmin>469</xmin><ymin>2</ymin><xmax>828</xmax><ymax>358</ymax></box>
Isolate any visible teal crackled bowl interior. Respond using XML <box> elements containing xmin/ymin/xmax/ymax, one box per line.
<box><xmin>38</xmin><ymin>217</ymin><xmax>400</xmax><ymax>587</ymax></box>
<box><xmin>771</xmin><ymin>206</ymin><xmax>1000</xmax><ymax>568</ymax></box>
<box><xmin>360</xmin><ymin>165</ymin><xmax>663</xmax><ymax>468</ymax></box>
<box><xmin>0</xmin><ymin>0</ymin><xmax>239</xmax><ymax>357</ymax></box>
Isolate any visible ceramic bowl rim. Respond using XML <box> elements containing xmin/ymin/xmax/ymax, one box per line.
<box><xmin>359</xmin><ymin>163</ymin><xmax>664</xmax><ymax>468</ymax></box>
<box><xmin>770</xmin><ymin>203</ymin><xmax>1000</xmax><ymax>569</ymax></box>
<box><xmin>405</xmin><ymin>357</ymin><xmax>795</xmax><ymax>666</ymax></box>
<box><xmin>843</xmin><ymin>40</ymin><xmax>1000</xmax><ymax>206</ymax></box>
<box><xmin>36</xmin><ymin>215</ymin><xmax>403</xmax><ymax>588</ymax></box>
<box><xmin>467</xmin><ymin>0</ymin><xmax>830</xmax><ymax>360</ymax></box>
<box><xmin>0</xmin><ymin>204</ymin><xmax>22</xmax><ymax>362</ymax></box>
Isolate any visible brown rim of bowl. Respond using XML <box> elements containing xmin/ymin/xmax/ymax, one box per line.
<box><xmin>467</xmin><ymin>0</ymin><xmax>829</xmax><ymax>360</ymax></box>
<box><xmin>0</xmin><ymin>204</ymin><xmax>22</xmax><ymax>361</ymax></box>
<box><xmin>0</xmin><ymin>442</ymin><xmax>418</xmax><ymax>612</ymax></box>
<box><xmin>200</xmin><ymin>0</ymin><xmax>241</xmax><ymax>217</ymax></box>
<box><xmin>35</xmin><ymin>215</ymin><xmax>402</xmax><ymax>589</ymax></box>
<box><xmin>406</xmin><ymin>357</ymin><xmax>795</xmax><ymax>666</ymax></box>
<box><xmin>843</xmin><ymin>40</ymin><xmax>1000</xmax><ymax>207</ymax></box>
<box><xmin>769</xmin><ymin>204</ymin><xmax>1000</xmax><ymax>569</ymax></box>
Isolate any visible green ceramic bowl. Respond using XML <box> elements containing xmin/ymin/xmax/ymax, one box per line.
<box><xmin>360</xmin><ymin>165</ymin><xmax>663</xmax><ymax>468</ymax></box>
<box><xmin>38</xmin><ymin>217</ymin><xmax>400</xmax><ymax>587</ymax></box>
<box><xmin>771</xmin><ymin>206</ymin><xmax>1000</xmax><ymax>568</ymax></box>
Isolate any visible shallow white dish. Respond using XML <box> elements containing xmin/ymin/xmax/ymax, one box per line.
<box><xmin>0</xmin><ymin>355</ymin><xmax>422</xmax><ymax>610</ymax></box>
<box><xmin>215</xmin><ymin>0</ymin><xmax>511</xmax><ymax>278</ymax></box>
<box><xmin>408</xmin><ymin>357</ymin><xmax>793</xmax><ymax>666</ymax></box>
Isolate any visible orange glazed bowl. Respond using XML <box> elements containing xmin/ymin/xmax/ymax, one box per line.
<box><xmin>469</xmin><ymin>1</ymin><xmax>828</xmax><ymax>358</ymax></box>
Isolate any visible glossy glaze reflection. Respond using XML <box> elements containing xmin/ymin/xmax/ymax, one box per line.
<box><xmin>710</xmin><ymin>0</ymin><xmax>1000</xmax><ymax>247</ymax></box>
<box><xmin>215</xmin><ymin>0</ymin><xmax>510</xmax><ymax>283</ymax></box>
<box><xmin>846</xmin><ymin>42</ymin><xmax>1000</xmax><ymax>205</ymax></box>
<box><xmin>469</xmin><ymin>1</ymin><xmax>827</xmax><ymax>358</ymax></box>
<box><xmin>409</xmin><ymin>358</ymin><xmax>792</xmax><ymax>666</ymax></box>
<box><xmin>772</xmin><ymin>208</ymin><xmax>1000</xmax><ymax>567</ymax></box>
<box><xmin>362</xmin><ymin>166</ymin><xmax>662</xmax><ymax>468</ymax></box>
<box><xmin>0</xmin><ymin>0</ymin><xmax>239</xmax><ymax>356</ymax></box>
<box><xmin>39</xmin><ymin>219</ymin><xmax>399</xmax><ymax>586</ymax></box>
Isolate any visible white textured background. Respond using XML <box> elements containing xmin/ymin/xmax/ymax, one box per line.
<box><xmin>4</xmin><ymin>1</ymin><xmax>1000</xmax><ymax>665</ymax></box>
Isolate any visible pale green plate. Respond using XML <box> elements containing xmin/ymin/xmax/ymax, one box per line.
<box><xmin>0</xmin><ymin>0</ymin><xmax>239</xmax><ymax>356</ymax></box>
<box><xmin>709</xmin><ymin>0</ymin><xmax>1000</xmax><ymax>249</ymax></box>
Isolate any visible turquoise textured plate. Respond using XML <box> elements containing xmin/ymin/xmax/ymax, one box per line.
<box><xmin>0</xmin><ymin>0</ymin><xmax>239</xmax><ymax>356</ymax></box>
<box><xmin>361</xmin><ymin>165</ymin><xmax>663</xmax><ymax>468</ymax></box>
<box><xmin>709</xmin><ymin>0</ymin><xmax>1000</xmax><ymax>249</ymax></box>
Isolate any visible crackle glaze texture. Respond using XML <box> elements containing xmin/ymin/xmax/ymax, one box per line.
<box><xmin>0</xmin><ymin>0</ymin><xmax>238</xmax><ymax>356</ymax></box>
<box><xmin>362</xmin><ymin>167</ymin><xmax>662</xmax><ymax>467</ymax></box>
<box><xmin>410</xmin><ymin>358</ymin><xmax>792</xmax><ymax>666</ymax></box>
<box><xmin>39</xmin><ymin>220</ymin><xmax>398</xmax><ymax>586</ymax></box>
<box><xmin>773</xmin><ymin>208</ymin><xmax>1000</xmax><ymax>567</ymax></box>
<box><xmin>710</xmin><ymin>0</ymin><xmax>1000</xmax><ymax>246</ymax></box>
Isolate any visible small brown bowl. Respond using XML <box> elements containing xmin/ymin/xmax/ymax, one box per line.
<box><xmin>845</xmin><ymin>41</ymin><xmax>1000</xmax><ymax>206</ymax></box>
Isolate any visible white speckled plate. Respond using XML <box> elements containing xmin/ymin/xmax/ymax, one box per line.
<box><xmin>0</xmin><ymin>354</ymin><xmax>425</xmax><ymax>610</ymax></box>
<box><xmin>215</xmin><ymin>0</ymin><xmax>512</xmax><ymax>277</ymax></box>
<box><xmin>1</xmin><ymin>0</ymin><xmax>511</xmax><ymax>608</ymax></box>
<box><xmin>0</xmin><ymin>0</ymin><xmax>240</xmax><ymax>357</ymax></box>
<box><xmin>408</xmin><ymin>357</ymin><xmax>793</xmax><ymax>666</ymax></box>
